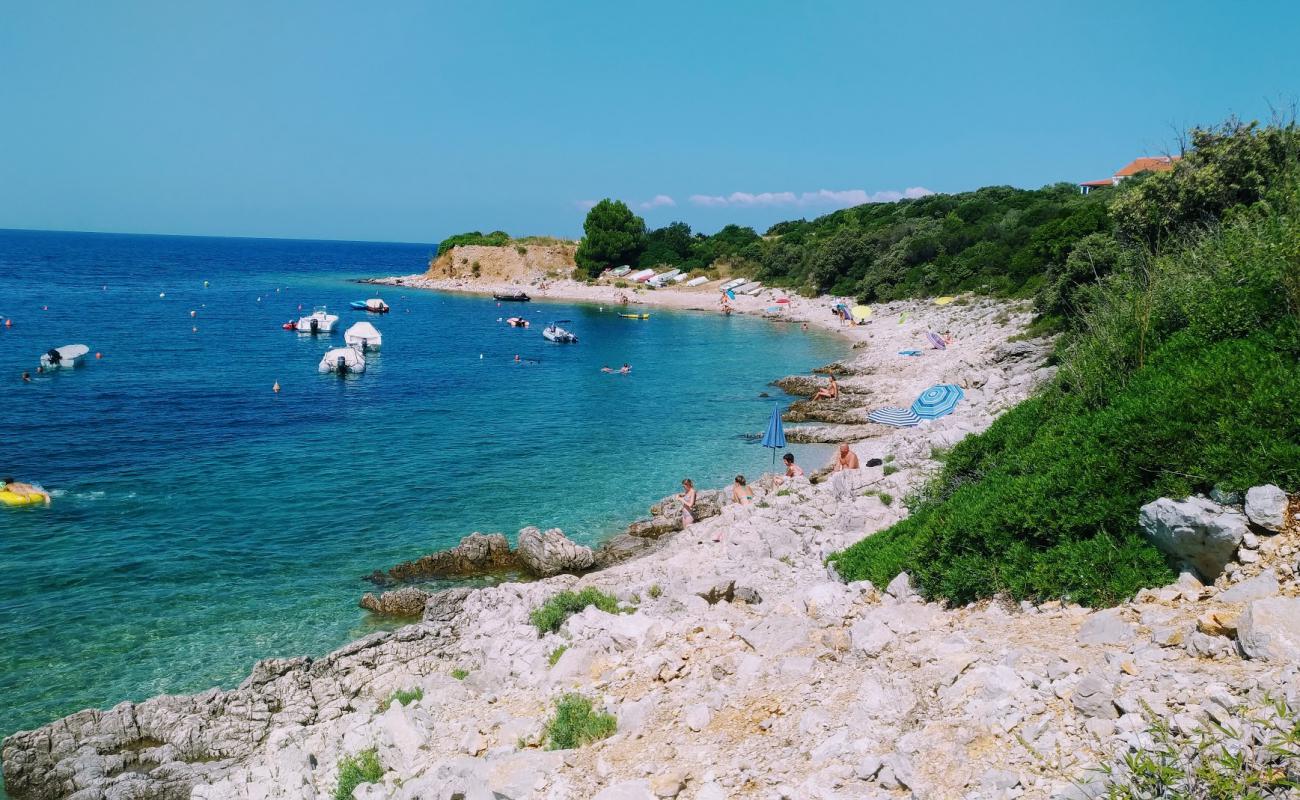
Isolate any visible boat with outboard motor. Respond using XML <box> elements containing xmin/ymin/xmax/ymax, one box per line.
<box><xmin>343</xmin><ymin>321</ymin><xmax>382</xmax><ymax>351</ymax></box>
<box><xmin>319</xmin><ymin>346</ymin><xmax>366</xmax><ymax>375</ymax></box>
<box><xmin>541</xmin><ymin>321</ymin><xmax>578</xmax><ymax>343</ymax></box>
<box><xmin>349</xmin><ymin>298</ymin><xmax>389</xmax><ymax>313</ymax></box>
<box><xmin>40</xmin><ymin>344</ymin><xmax>90</xmax><ymax>369</ymax></box>
<box><xmin>295</xmin><ymin>307</ymin><xmax>339</xmax><ymax>334</ymax></box>
<box><xmin>506</xmin><ymin>317</ymin><xmax>530</xmax><ymax>328</ymax></box>
<box><xmin>493</xmin><ymin>292</ymin><xmax>530</xmax><ymax>302</ymax></box>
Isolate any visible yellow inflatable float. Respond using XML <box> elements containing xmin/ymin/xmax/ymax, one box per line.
<box><xmin>0</xmin><ymin>490</ymin><xmax>45</xmax><ymax>508</ymax></box>
<box><xmin>933</xmin><ymin>296</ymin><xmax>956</xmax><ymax>306</ymax></box>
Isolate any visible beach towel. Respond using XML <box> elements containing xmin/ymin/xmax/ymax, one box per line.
<box><xmin>926</xmin><ymin>331</ymin><xmax>946</xmax><ymax>349</ymax></box>
<box><xmin>897</xmin><ymin>350</ymin><xmax>922</xmax><ymax>357</ymax></box>
<box><xmin>867</xmin><ymin>407</ymin><xmax>922</xmax><ymax>427</ymax></box>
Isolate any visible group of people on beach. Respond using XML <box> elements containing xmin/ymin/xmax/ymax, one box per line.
<box><xmin>675</xmin><ymin>447</ymin><xmax>825</xmax><ymax>541</ymax></box>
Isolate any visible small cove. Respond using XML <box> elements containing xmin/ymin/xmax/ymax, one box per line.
<box><xmin>0</xmin><ymin>229</ymin><xmax>842</xmax><ymax>744</ymax></box>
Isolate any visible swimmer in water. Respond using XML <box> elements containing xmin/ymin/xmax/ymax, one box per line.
<box><xmin>21</xmin><ymin>371</ymin><xmax>31</xmax><ymax>383</ymax></box>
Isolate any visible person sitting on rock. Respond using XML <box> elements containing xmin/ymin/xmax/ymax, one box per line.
<box><xmin>828</xmin><ymin>444</ymin><xmax>861</xmax><ymax>501</ymax></box>
<box><xmin>783</xmin><ymin>453</ymin><xmax>804</xmax><ymax>482</ymax></box>
<box><xmin>811</xmin><ymin>374</ymin><xmax>839</xmax><ymax>401</ymax></box>
<box><xmin>2</xmin><ymin>476</ymin><xmax>50</xmax><ymax>506</ymax></box>
<box><xmin>731</xmin><ymin>475</ymin><xmax>754</xmax><ymax>506</ymax></box>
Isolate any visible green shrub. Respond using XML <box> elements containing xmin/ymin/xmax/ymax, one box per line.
<box><xmin>529</xmin><ymin>588</ymin><xmax>620</xmax><ymax>634</ymax></box>
<box><xmin>450</xmin><ymin>668</ymin><xmax>469</xmax><ymax>680</ymax></box>
<box><xmin>437</xmin><ymin>230</ymin><xmax>511</xmax><ymax>255</ymax></box>
<box><xmin>882</xmin><ymin>464</ymin><xmax>899</xmax><ymax>476</ymax></box>
<box><xmin>547</xmin><ymin>645</ymin><xmax>568</xmax><ymax>667</ymax></box>
<box><xmin>879</xmin><ymin>493</ymin><xmax>893</xmax><ymax>506</ymax></box>
<box><xmin>334</xmin><ymin>748</ymin><xmax>384</xmax><ymax>800</ymax></box>
<box><xmin>884</xmin><ymin>454</ymin><xmax>895</xmax><ymax>463</ymax></box>
<box><xmin>544</xmin><ymin>693</ymin><xmax>617</xmax><ymax>750</ymax></box>
<box><xmin>379</xmin><ymin>687</ymin><xmax>422</xmax><ymax>711</ymax></box>
<box><xmin>830</xmin><ymin>174</ymin><xmax>1300</xmax><ymax>607</ymax></box>
<box><xmin>614</xmin><ymin>280</ymin><xmax>629</xmax><ymax>288</ymax></box>
<box><xmin>647</xmin><ymin>583</ymin><xmax>662</xmax><ymax>599</ymax></box>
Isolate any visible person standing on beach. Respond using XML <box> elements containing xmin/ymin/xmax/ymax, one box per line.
<box><xmin>678</xmin><ymin>478</ymin><xmax>696</xmax><ymax>527</ymax></box>
<box><xmin>829</xmin><ymin>443</ymin><xmax>860</xmax><ymax>500</ymax></box>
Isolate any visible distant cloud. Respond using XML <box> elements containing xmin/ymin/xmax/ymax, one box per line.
<box><xmin>688</xmin><ymin>187</ymin><xmax>934</xmax><ymax>209</ymax></box>
<box><xmin>574</xmin><ymin>199</ymin><xmax>598</xmax><ymax>210</ymax></box>
<box><xmin>638</xmin><ymin>194</ymin><xmax>676</xmax><ymax>210</ymax></box>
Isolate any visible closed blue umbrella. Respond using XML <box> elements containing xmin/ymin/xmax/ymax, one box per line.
<box><xmin>761</xmin><ymin>404</ymin><xmax>786</xmax><ymax>466</ymax></box>
<box><xmin>868</xmin><ymin>406</ymin><xmax>921</xmax><ymax>427</ymax></box>
<box><xmin>911</xmin><ymin>384</ymin><xmax>964</xmax><ymax>420</ymax></box>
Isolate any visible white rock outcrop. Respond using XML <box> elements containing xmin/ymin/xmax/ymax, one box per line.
<box><xmin>1245</xmin><ymin>484</ymin><xmax>1288</xmax><ymax>531</ymax></box>
<box><xmin>1138</xmin><ymin>496</ymin><xmax>1249</xmax><ymax>579</ymax></box>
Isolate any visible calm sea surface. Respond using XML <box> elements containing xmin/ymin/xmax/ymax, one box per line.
<box><xmin>0</xmin><ymin>230</ymin><xmax>839</xmax><ymax>754</ymax></box>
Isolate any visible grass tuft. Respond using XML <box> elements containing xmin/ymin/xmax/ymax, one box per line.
<box><xmin>529</xmin><ymin>588</ymin><xmax>620</xmax><ymax>635</ymax></box>
<box><xmin>544</xmin><ymin>693</ymin><xmax>617</xmax><ymax>750</ymax></box>
<box><xmin>547</xmin><ymin>645</ymin><xmax>568</xmax><ymax>667</ymax></box>
<box><xmin>379</xmin><ymin>687</ymin><xmax>422</xmax><ymax>712</ymax></box>
<box><xmin>450</xmin><ymin>668</ymin><xmax>469</xmax><ymax>680</ymax></box>
<box><xmin>334</xmin><ymin>748</ymin><xmax>384</xmax><ymax>800</ymax></box>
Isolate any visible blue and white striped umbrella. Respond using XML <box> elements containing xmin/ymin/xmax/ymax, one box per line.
<box><xmin>868</xmin><ymin>406</ymin><xmax>921</xmax><ymax>427</ymax></box>
<box><xmin>911</xmin><ymin>384</ymin><xmax>964</xmax><ymax>420</ymax></box>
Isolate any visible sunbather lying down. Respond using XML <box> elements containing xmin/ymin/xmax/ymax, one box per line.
<box><xmin>2</xmin><ymin>477</ymin><xmax>51</xmax><ymax>506</ymax></box>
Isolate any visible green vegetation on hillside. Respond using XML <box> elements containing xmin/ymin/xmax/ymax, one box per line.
<box><xmin>436</xmin><ymin>230</ymin><xmax>512</xmax><ymax>255</ymax></box>
<box><xmin>529</xmin><ymin>587</ymin><xmax>620</xmax><ymax>634</ymax></box>
<box><xmin>828</xmin><ymin>118</ymin><xmax>1300</xmax><ymax>607</ymax></box>
<box><xmin>544</xmin><ymin>693</ymin><xmax>617</xmax><ymax>750</ymax></box>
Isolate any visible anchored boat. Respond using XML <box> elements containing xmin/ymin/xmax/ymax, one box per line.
<box><xmin>542</xmin><ymin>321</ymin><xmax>578</xmax><ymax>343</ymax></box>
<box><xmin>349</xmin><ymin>298</ymin><xmax>389</xmax><ymax>313</ymax></box>
<box><xmin>40</xmin><ymin>344</ymin><xmax>90</xmax><ymax>369</ymax></box>
<box><xmin>295</xmin><ymin>307</ymin><xmax>339</xmax><ymax>334</ymax></box>
<box><xmin>493</xmin><ymin>292</ymin><xmax>531</xmax><ymax>302</ymax></box>
<box><xmin>343</xmin><ymin>321</ymin><xmax>382</xmax><ymax>351</ymax></box>
<box><xmin>319</xmin><ymin>346</ymin><xmax>366</xmax><ymax>375</ymax></box>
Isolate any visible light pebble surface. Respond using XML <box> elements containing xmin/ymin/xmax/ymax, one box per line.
<box><xmin>5</xmin><ymin>285</ymin><xmax>1298</xmax><ymax>800</ymax></box>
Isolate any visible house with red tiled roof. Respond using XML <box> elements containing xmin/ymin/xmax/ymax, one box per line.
<box><xmin>1080</xmin><ymin>155</ymin><xmax>1180</xmax><ymax>194</ymax></box>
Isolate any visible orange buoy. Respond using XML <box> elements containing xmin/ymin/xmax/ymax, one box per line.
<box><xmin>95</xmin><ymin>352</ymin><xmax>102</xmax><ymax>359</ymax></box>
<box><xmin>273</xmin><ymin>381</ymin><xmax>281</xmax><ymax>393</ymax></box>
<box><xmin>3</xmin><ymin>319</ymin><xmax>11</xmax><ymax>328</ymax></box>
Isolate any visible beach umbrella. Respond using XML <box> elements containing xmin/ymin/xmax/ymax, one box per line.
<box><xmin>775</xmin><ymin>297</ymin><xmax>791</xmax><ymax>304</ymax></box>
<box><xmin>725</xmin><ymin>289</ymin><xmax>736</xmax><ymax>300</ymax></box>
<box><xmin>868</xmin><ymin>406</ymin><xmax>921</xmax><ymax>427</ymax></box>
<box><xmin>926</xmin><ymin>331</ymin><xmax>946</xmax><ymax>349</ymax></box>
<box><xmin>760</xmin><ymin>404</ymin><xmax>786</xmax><ymax>467</ymax></box>
<box><xmin>911</xmin><ymin>384</ymin><xmax>964</xmax><ymax>420</ymax></box>
<box><xmin>850</xmin><ymin>305</ymin><xmax>872</xmax><ymax>323</ymax></box>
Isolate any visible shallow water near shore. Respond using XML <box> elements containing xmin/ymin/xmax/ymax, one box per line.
<box><xmin>0</xmin><ymin>230</ymin><xmax>840</xmax><ymax>749</ymax></box>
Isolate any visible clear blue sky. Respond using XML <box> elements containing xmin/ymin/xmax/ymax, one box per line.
<box><xmin>2</xmin><ymin>1</ymin><xmax>1296</xmax><ymax>243</ymax></box>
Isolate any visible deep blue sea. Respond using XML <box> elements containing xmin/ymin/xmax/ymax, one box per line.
<box><xmin>0</xmin><ymin>230</ymin><xmax>840</xmax><ymax>749</ymax></box>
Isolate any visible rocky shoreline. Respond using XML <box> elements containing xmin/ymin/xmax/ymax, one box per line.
<box><xmin>15</xmin><ymin>298</ymin><xmax>1297</xmax><ymax>800</ymax></box>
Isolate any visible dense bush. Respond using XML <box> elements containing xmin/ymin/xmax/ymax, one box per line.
<box><xmin>436</xmin><ymin>230</ymin><xmax>511</xmax><ymax>255</ymax></box>
<box><xmin>544</xmin><ymin>693</ymin><xmax>617</xmax><ymax>750</ymax></box>
<box><xmin>529</xmin><ymin>587</ymin><xmax>620</xmax><ymax>634</ymax></box>
<box><xmin>829</xmin><ymin>136</ymin><xmax>1300</xmax><ymax>607</ymax></box>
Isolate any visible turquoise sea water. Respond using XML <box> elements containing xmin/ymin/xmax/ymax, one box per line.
<box><xmin>0</xmin><ymin>230</ymin><xmax>840</xmax><ymax>751</ymax></box>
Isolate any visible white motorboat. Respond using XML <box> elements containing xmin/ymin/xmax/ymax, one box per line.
<box><xmin>343</xmin><ymin>321</ymin><xmax>382</xmax><ymax>351</ymax></box>
<box><xmin>350</xmin><ymin>298</ymin><xmax>389</xmax><ymax>313</ymax></box>
<box><xmin>542</xmin><ymin>322</ymin><xmax>578</xmax><ymax>343</ymax></box>
<box><xmin>40</xmin><ymin>344</ymin><xmax>90</xmax><ymax>369</ymax></box>
<box><xmin>296</xmin><ymin>307</ymin><xmax>339</xmax><ymax>334</ymax></box>
<box><xmin>319</xmin><ymin>346</ymin><xmax>366</xmax><ymax>375</ymax></box>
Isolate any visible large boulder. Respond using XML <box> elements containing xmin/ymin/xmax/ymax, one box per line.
<box><xmin>626</xmin><ymin>516</ymin><xmax>682</xmax><ymax>539</ymax></box>
<box><xmin>378</xmin><ymin>532</ymin><xmax>515</xmax><ymax>583</ymax></box>
<box><xmin>359</xmin><ymin>586</ymin><xmax>430</xmax><ymax>617</ymax></box>
<box><xmin>1244</xmin><ymin>485</ymin><xmax>1288</xmax><ymax>531</ymax></box>
<box><xmin>1237</xmin><ymin>597</ymin><xmax>1300</xmax><ymax>662</ymax></box>
<box><xmin>516</xmin><ymin>527</ymin><xmax>594</xmax><ymax>577</ymax></box>
<box><xmin>1138</xmin><ymin>496</ymin><xmax>1248</xmax><ymax>580</ymax></box>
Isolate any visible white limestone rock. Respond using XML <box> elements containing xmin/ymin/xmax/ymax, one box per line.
<box><xmin>1245</xmin><ymin>485</ymin><xmax>1288</xmax><ymax>531</ymax></box>
<box><xmin>1138</xmin><ymin>496</ymin><xmax>1249</xmax><ymax>580</ymax></box>
<box><xmin>1237</xmin><ymin>596</ymin><xmax>1300</xmax><ymax>662</ymax></box>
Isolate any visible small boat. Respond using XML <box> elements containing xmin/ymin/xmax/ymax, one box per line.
<box><xmin>40</xmin><ymin>344</ymin><xmax>90</xmax><ymax>369</ymax></box>
<box><xmin>493</xmin><ymin>292</ymin><xmax>531</xmax><ymax>302</ymax></box>
<box><xmin>349</xmin><ymin>298</ymin><xmax>390</xmax><ymax>313</ymax></box>
<box><xmin>343</xmin><ymin>321</ymin><xmax>382</xmax><ymax>351</ymax></box>
<box><xmin>628</xmin><ymin>269</ymin><xmax>656</xmax><ymax>283</ymax></box>
<box><xmin>295</xmin><ymin>307</ymin><xmax>339</xmax><ymax>334</ymax></box>
<box><xmin>736</xmin><ymin>281</ymin><xmax>763</xmax><ymax>295</ymax></box>
<box><xmin>720</xmin><ymin>277</ymin><xmax>748</xmax><ymax>291</ymax></box>
<box><xmin>684</xmin><ymin>276</ymin><xmax>709</xmax><ymax>288</ymax></box>
<box><xmin>319</xmin><ymin>346</ymin><xmax>366</xmax><ymax>375</ymax></box>
<box><xmin>618</xmin><ymin>313</ymin><xmax>650</xmax><ymax>320</ymax></box>
<box><xmin>648</xmin><ymin>269</ymin><xmax>681</xmax><ymax>287</ymax></box>
<box><xmin>282</xmin><ymin>320</ymin><xmax>297</xmax><ymax>330</ymax></box>
<box><xmin>609</xmin><ymin>266</ymin><xmax>632</xmax><ymax>278</ymax></box>
<box><xmin>506</xmin><ymin>317</ymin><xmax>530</xmax><ymax>328</ymax></box>
<box><xmin>542</xmin><ymin>322</ymin><xmax>578</xmax><ymax>343</ymax></box>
